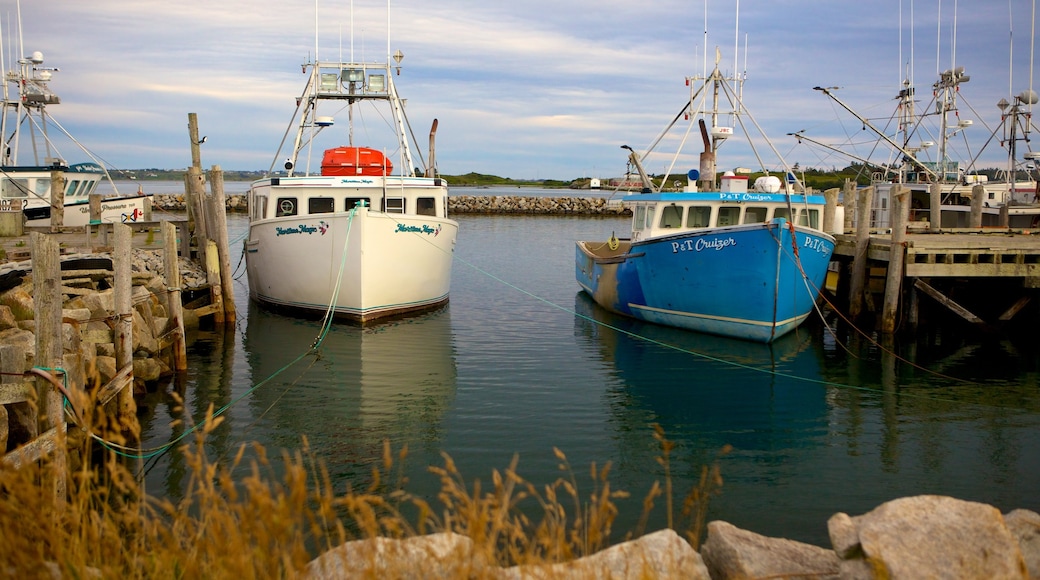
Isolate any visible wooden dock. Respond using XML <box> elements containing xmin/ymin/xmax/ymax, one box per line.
<box><xmin>829</xmin><ymin>226</ymin><xmax>1040</xmax><ymax>332</ymax></box>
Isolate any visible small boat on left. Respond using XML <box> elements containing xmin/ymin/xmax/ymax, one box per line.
<box><xmin>0</xmin><ymin>49</ymin><xmax>152</xmax><ymax>227</ymax></box>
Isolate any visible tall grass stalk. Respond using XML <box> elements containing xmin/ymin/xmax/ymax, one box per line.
<box><xmin>0</xmin><ymin>403</ymin><xmax>727</xmax><ymax>577</ymax></box>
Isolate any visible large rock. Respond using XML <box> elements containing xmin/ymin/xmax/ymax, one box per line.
<box><xmin>700</xmin><ymin>520</ymin><xmax>840</xmax><ymax>579</ymax></box>
<box><xmin>1005</xmin><ymin>509</ymin><xmax>1040</xmax><ymax>579</ymax></box>
<box><xmin>828</xmin><ymin>495</ymin><xmax>1028</xmax><ymax>579</ymax></box>
<box><xmin>500</xmin><ymin>528</ymin><xmax>709</xmax><ymax>579</ymax></box>
<box><xmin>305</xmin><ymin>532</ymin><xmax>483</xmax><ymax>579</ymax></box>
<box><xmin>0</xmin><ymin>304</ymin><xmax>16</xmax><ymax>331</ymax></box>
<box><xmin>0</xmin><ymin>284</ymin><xmax>33</xmax><ymax>320</ymax></box>
<box><xmin>0</xmin><ymin>327</ymin><xmax>35</xmax><ymax>365</ymax></box>
<box><xmin>131</xmin><ymin>309</ymin><xmax>158</xmax><ymax>356</ymax></box>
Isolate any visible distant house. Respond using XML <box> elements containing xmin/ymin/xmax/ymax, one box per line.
<box><xmin>608</xmin><ymin>174</ymin><xmax>644</xmax><ymax>189</ymax></box>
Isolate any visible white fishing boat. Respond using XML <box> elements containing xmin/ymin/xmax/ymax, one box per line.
<box><xmin>0</xmin><ymin>47</ymin><xmax>152</xmax><ymax>227</ymax></box>
<box><xmin>244</xmin><ymin>32</ymin><xmax>457</xmax><ymax>322</ymax></box>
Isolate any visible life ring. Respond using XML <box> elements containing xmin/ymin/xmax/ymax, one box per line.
<box><xmin>608</xmin><ymin>235</ymin><xmax>620</xmax><ymax>251</ymax></box>
<box><xmin>279</xmin><ymin>199</ymin><xmax>295</xmax><ymax>215</ymax></box>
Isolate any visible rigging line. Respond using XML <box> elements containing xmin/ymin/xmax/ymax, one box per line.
<box><xmin>314</xmin><ymin>205</ymin><xmax>359</xmax><ymax>347</ymax></box>
<box><xmin>453</xmin><ymin>251</ymin><xmax>1016</xmax><ymax>410</ymax></box>
<box><xmin>776</xmin><ymin>232</ymin><xmax>973</xmax><ymax>385</ymax></box>
<box><xmin>214</xmin><ymin>354</ymin><xmax>323</xmax><ymax>465</ymax></box>
<box><xmin>108</xmin><ymin>339</ymin><xmax>320</xmax><ymax>463</ymax></box>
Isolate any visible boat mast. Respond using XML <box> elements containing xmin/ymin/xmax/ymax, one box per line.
<box><xmin>814</xmin><ymin>86</ymin><xmax>938</xmax><ymax>181</ymax></box>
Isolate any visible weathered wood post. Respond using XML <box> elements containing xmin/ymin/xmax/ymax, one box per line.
<box><xmin>823</xmin><ymin>187</ymin><xmax>839</xmax><ymax>233</ymax></box>
<box><xmin>113</xmin><ymin>224</ymin><xmax>137</xmax><ymax>431</ymax></box>
<box><xmin>87</xmin><ymin>193</ymin><xmax>102</xmax><ymax>248</ymax></box>
<box><xmin>204</xmin><ymin>239</ymin><xmax>225</xmax><ymax>324</ymax></box>
<box><xmin>187</xmin><ymin>166</ymin><xmax>208</xmax><ymax>263</ymax></box>
<box><xmin>206</xmin><ymin>165</ymin><xmax>237</xmax><ymax>324</ymax></box>
<box><xmin>49</xmin><ymin>168</ymin><xmax>66</xmax><ymax>231</ymax></box>
<box><xmin>162</xmin><ymin>221</ymin><xmax>188</xmax><ymax>372</ymax></box>
<box><xmin>849</xmin><ymin>185</ymin><xmax>874</xmax><ymax>320</ymax></box>
<box><xmin>969</xmin><ymin>184</ymin><xmax>985</xmax><ymax>228</ymax></box>
<box><xmin>188</xmin><ymin>113</ymin><xmax>203</xmax><ymax>171</ymax></box>
<box><xmin>842</xmin><ymin>179</ymin><xmax>856</xmax><ymax>233</ymax></box>
<box><xmin>89</xmin><ymin>193</ymin><xmax>102</xmax><ymax>224</ymax></box>
<box><xmin>929</xmin><ymin>182</ymin><xmax>942</xmax><ymax>231</ymax></box>
<box><xmin>881</xmin><ymin>186</ymin><xmax>909</xmax><ymax>333</ymax></box>
<box><xmin>30</xmin><ymin>231</ymin><xmax>66</xmax><ymax>504</ymax></box>
<box><xmin>186</xmin><ymin>113</ymin><xmax>207</xmax><ymax>259</ymax></box>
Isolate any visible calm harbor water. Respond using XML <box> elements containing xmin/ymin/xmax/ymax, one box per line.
<box><xmin>135</xmin><ymin>190</ymin><xmax>1040</xmax><ymax>547</ymax></box>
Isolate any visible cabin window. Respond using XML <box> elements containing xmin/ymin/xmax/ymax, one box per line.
<box><xmin>276</xmin><ymin>197</ymin><xmax>298</xmax><ymax>217</ymax></box>
<box><xmin>65</xmin><ymin>180</ymin><xmax>89</xmax><ymax>197</ymax></box>
<box><xmin>345</xmin><ymin>197</ymin><xmax>371</xmax><ymax>210</ymax></box>
<box><xmin>773</xmin><ymin>208</ymin><xmax>790</xmax><ymax>222</ymax></box>
<box><xmin>644</xmin><ymin>206</ymin><xmax>656</xmax><ymax>230</ymax></box>
<box><xmin>743</xmin><ymin>206</ymin><xmax>767</xmax><ymax>223</ymax></box>
<box><xmin>383</xmin><ymin>197</ymin><xmax>405</xmax><ymax>213</ymax></box>
<box><xmin>417</xmin><ymin>197</ymin><xmax>437</xmax><ymax>216</ymax></box>
<box><xmin>660</xmin><ymin>205</ymin><xmax>683</xmax><ymax>228</ymax></box>
<box><xmin>686</xmin><ymin>206</ymin><xmax>711</xmax><ymax>228</ymax></box>
<box><xmin>633</xmin><ymin>205</ymin><xmax>646</xmax><ymax>231</ymax></box>
<box><xmin>253</xmin><ymin>196</ymin><xmax>267</xmax><ymax>220</ymax></box>
<box><xmin>803</xmin><ymin>209</ymin><xmax>819</xmax><ymax>228</ymax></box>
<box><xmin>717</xmin><ymin>206</ymin><xmax>740</xmax><ymax>226</ymax></box>
<box><xmin>35</xmin><ymin>178</ymin><xmax>51</xmax><ymax>197</ymax></box>
<box><xmin>308</xmin><ymin>198</ymin><xmax>335</xmax><ymax>214</ymax></box>
<box><xmin>2</xmin><ymin>178</ymin><xmax>29</xmax><ymax>198</ymax></box>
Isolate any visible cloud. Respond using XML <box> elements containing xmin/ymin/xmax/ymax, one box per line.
<box><xmin>1</xmin><ymin>0</ymin><xmax>1034</xmax><ymax>180</ymax></box>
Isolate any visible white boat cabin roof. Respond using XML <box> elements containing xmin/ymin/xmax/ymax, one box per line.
<box><xmin>249</xmin><ymin>174</ymin><xmax>450</xmax><ymax>222</ymax></box>
<box><xmin>624</xmin><ymin>191</ymin><xmax>827</xmax><ymax>241</ymax></box>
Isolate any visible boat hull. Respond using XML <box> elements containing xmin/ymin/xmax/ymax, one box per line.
<box><xmin>577</xmin><ymin>220</ymin><xmax>834</xmax><ymax>343</ymax></box>
<box><xmin>245</xmin><ymin>207</ymin><xmax>457</xmax><ymax>322</ymax></box>
<box><xmin>24</xmin><ymin>193</ymin><xmax>154</xmax><ymax>227</ymax></box>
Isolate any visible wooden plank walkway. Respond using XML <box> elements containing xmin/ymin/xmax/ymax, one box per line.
<box><xmin>833</xmin><ymin>230</ymin><xmax>1040</xmax><ymax>278</ymax></box>
<box><xmin>830</xmin><ymin>227</ymin><xmax>1040</xmax><ymax>330</ymax></box>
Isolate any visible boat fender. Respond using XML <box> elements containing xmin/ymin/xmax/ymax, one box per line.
<box><xmin>608</xmin><ymin>234</ymin><xmax>620</xmax><ymax>251</ymax></box>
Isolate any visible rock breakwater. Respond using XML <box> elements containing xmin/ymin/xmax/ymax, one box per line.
<box><xmin>152</xmin><ymin>194</ymin><xmax>631</xmax><ymax>216</ymax></box>
<box><xmin>304</xmin><ymin>495</ymin><xmax>1040</xmax><ymax>579</ymax></box>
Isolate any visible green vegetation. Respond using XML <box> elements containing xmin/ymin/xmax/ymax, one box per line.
<box><xmin>0</xmin><ymin>380</ymin><xmax>729</xmax><ymax>577</ymax></box>
<box><xmin>430</xmin><ymin>172</ymin><xmax>574</xmax><ymax>188</ymax></box>
<box><xmin>113</xmin><ymin>163</ymin><xmax>1014</xmax><ymax>193</ymax></box>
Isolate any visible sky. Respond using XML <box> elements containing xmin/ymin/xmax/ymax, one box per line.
<box><xmin>3</xmin><ymin>0</ymin><xmax>1037</xmax><ymax>181</ymax></box>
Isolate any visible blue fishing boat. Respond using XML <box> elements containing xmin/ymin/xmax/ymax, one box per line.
<box><xmin>576</xmin><ymin>55</ymin><xmax>836</xmax><ymax>343</ymax></box>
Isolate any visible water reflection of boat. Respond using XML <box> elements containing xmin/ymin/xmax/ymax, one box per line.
<box><xmin>573</xmin><ymin>291</ymin><xmax>828</xmax><ymax>454</ymax></box>
<box><xmin>241</xmin><ymin>303</ymin><xmax>457</xmax><ymax>468</ymax></box>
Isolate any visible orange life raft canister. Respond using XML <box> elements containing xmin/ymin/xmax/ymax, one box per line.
<box><xmin>321</xmin><ymin>147</ymin><xmax>393</xmax><ymax>176</ymax></box>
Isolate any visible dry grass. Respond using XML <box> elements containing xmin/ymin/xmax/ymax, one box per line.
<box><xmin>0</xmin><ymin>396</ymin><xmax>729</xmax><ymax>578</ymax></box>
